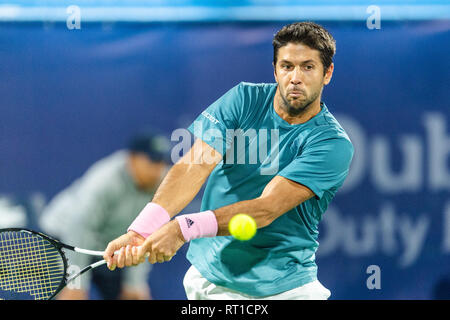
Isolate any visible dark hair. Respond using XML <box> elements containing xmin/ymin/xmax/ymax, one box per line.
<box><xmin>273</xmin><ymin>22</ymin><xmax>336</xmax><ymax>74</ymax></box>
<box><xmin>128</xmin><ymin>132</ymin><xmax>171</xmax><ymax>163</ymax></box>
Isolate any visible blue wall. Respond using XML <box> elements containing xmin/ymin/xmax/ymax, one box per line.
<box><xmin>0</xmin><ymin>20</ymin><xmax>449</xmax><ymax>299</ymax></box>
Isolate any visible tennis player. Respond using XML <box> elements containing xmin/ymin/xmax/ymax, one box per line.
<box><xmin>104</xmin><ymin>22</ymin><xmax>354</xmax><ymax>300</ymax></box>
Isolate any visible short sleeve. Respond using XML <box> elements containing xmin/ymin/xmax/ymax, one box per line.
<box><xmin>278</xmin><ymin>137</ymin><xmax>354</xmax><ymax>199</ymax></box>
<box><xmin>188</xmin><ymin>83</ymin><xmax>245</xmax><ymax>155</ymax></box>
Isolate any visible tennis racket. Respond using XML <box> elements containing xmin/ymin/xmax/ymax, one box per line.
<box><xmin>0</xmin><ymin>228</ymin><xmax>143</xmax><ymax>300</ymax></box>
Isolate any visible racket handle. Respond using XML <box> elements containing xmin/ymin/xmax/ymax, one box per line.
<box><xmin>75</xmin><ymin>246</ymin><xmax>150</xmax><ymax>257</ymax></box>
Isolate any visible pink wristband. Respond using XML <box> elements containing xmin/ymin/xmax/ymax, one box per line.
<box><xmin>175</xmin><ymin>210</ymin><xmax>218</xmax><ymax>242</ymax></box>
<box><xmin>127</xmin><ymin>203</ymin><xmax>171</xmax><ymax>238</ymax></box>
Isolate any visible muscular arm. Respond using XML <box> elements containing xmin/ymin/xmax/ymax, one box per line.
<box><xmin>131</xmin><ymin>171</ymin><xmax>315</xmax><ymax>265</ymax></box>
<box><xmin>152</xmin><ymin>138</ymin><xmax>222</xmax><ymax>217</ymax></box>
<box><xmin>108</xmin><ymin>138</ymin><xmax>315</xmax><ymax>267</ymax></box>
<box><xmin>214</xmin><ymin>175</ymin><xmax>315</xmax><ymax>235</ymax></box>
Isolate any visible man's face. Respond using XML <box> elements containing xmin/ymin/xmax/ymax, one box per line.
<box><xmin>274</xmin><ymin>42</ymin><xmax>333</xmax><ymax>116</ymax></box>
<box><xmin>129</xmin><ymin>153</ymin><xmax>166</xmax><ymax>191</ymax></box>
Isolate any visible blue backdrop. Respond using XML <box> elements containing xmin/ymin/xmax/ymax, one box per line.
<box><xmin>0</xmin><ymin>20</ymin><xmax>449</xmax><ymax>299</ymax></box>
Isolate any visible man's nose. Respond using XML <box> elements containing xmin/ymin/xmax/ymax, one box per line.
<box><xmin>290</xmin><ymin>67</ymin><xmax>302</xmax><ymax>85</ymax></box>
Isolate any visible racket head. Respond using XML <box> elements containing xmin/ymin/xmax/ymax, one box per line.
<box><xmin>0</xmin><ymin>228</ymin><xmax>68</xmax><ymax>300</ymax></box>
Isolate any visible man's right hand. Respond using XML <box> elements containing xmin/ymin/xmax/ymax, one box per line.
<box><xmin>104</xmin><ymin>231</ymin><xmax>145</xmax><ymax>270</ymax></box>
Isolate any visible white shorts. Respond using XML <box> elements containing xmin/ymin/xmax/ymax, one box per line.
<box><xmin>183</xmin><ymin>265</ymin><xmax>331</xmax><ymax>300</ymax></box>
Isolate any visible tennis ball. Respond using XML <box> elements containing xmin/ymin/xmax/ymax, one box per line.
<box><xmin>228</xmin><ymin>214</ymin><xmax>257</xmax><ymax>241</ymax></box>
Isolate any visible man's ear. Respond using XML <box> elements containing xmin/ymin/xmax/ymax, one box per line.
<box><xmin>323</xmin><ymin>63</ymin><xmax>334</xmax><ymax>85</ymax></box>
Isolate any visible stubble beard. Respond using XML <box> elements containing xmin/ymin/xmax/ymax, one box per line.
<box><xmin>278</xmin><ymin>88</ymin><xmax>321</xmax><ymax>117</ymax></box>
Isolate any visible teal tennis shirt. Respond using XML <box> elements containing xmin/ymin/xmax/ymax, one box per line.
<box><xmin>186</xmin><ymin>82</ymin><xmax>354</xmax><ymax>297</ymax></box>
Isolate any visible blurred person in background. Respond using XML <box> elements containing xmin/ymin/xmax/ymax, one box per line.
<box><xmin>39</xmin><ymin>132</ymin><xmax>171</xmax><ymax>300</ymax></box>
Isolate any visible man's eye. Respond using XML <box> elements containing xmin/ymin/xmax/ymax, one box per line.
<box><xmin>305</xmin><ymin>65</ymin><xmax>313</xmax><ymax>70</ymax></box>
<box><xmin>282</xmin><ymin>65</ymin><xmax>292</xmax><ymax>70</ymax></box>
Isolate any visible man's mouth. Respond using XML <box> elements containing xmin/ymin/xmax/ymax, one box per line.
<box><xmin>288</xmin><ymin>87</ymin><xmax>305</xmax><ymax>94</ymax></box>
<box><xmin>288</xmin><ymin>90</ymin><xmax>304</xmax><ymax>98</ymax></box>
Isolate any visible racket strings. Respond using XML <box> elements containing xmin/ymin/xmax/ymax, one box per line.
<box><xmin>0</xmin><ymin>231</ymin><xmax>65</xmax><ymax>300</ymax></box>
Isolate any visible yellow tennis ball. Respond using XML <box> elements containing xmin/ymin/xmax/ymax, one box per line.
<box><xmin>228</xmin><ymin>214</ymin><xmax>257</xmax><ymax>241</ymax></box>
